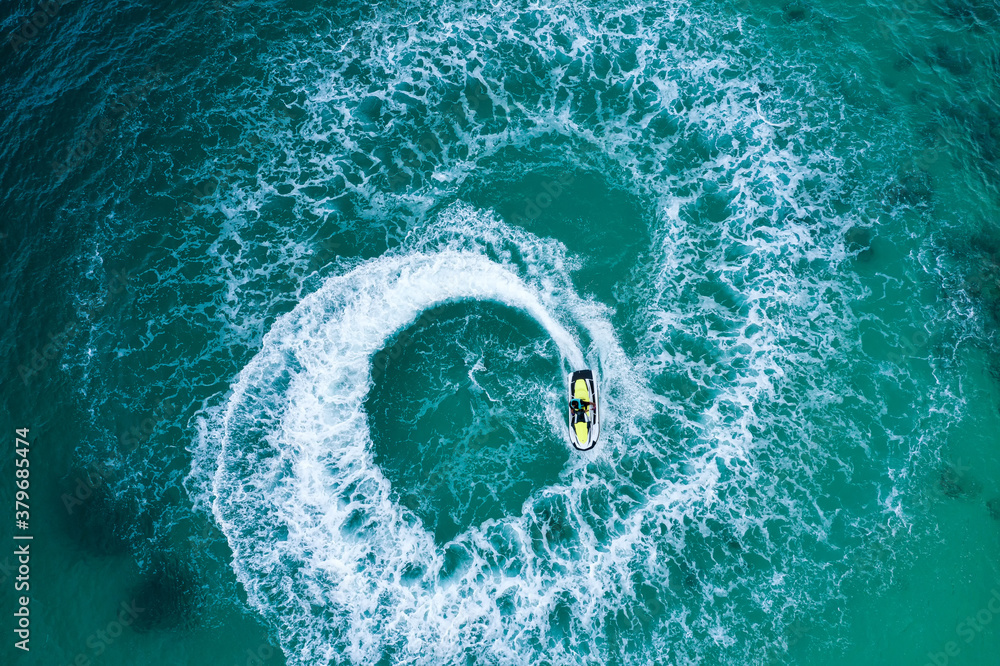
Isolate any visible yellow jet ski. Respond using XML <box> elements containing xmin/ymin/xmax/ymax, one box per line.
<box><xmin>567</xmin><ymin>369</ymin><xmax>600</xmax><ymax>451</ymax></box>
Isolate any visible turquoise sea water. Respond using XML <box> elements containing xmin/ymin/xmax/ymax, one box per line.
<box><xmin>3</xmin><ymin>0</ymin><xmax>1000</xmax><ymax>664</ymax></box>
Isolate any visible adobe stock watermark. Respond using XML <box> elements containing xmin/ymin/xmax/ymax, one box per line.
<box><xmin>875</xmin><ymin>0</ymin><xmax>929</xmax><ymax>42</ymax></box>
<box><xmin>965</xmin><ymin>258</ymin><xmax>1000</xmax><ymax>301</ymax></box>
<box><xmin>211</xmin><ymin>0</ymin><xmax>241</xmax><ymax>20</ymax></box>
<box><xmin>885</xmin><ymin>255</ymin><xmax>1000</xmax><ymax>367</ymax></box>
<box><xmin>507</xmin><ymin>170</ymin><xmax>578</xmax><ymax>227</ymax></box>
<box><xmin>911</xmin><ymin>124</ymin><xmax>964</xmax><ymax>172</ymax></box>
<box><xmin>763</xmin><ymin>615</ymin><xmax>809</xmax><ymax>660</ymax></box>
<box><xmin>309</xmin><ymin>237</ymin><xmax>343</xmax><ymax>269</ymax></box>
<box><xmin>388</xmin><ymin>80</ymin><xmax>495</xmax><ymax>190</ymax></box>
<box><xmin>52</xmin><ymin>65</ymin><xmax>165</xmax><ymax>177</ymax></box>
<box><xmin>233</xmin><ymin>642</ymin><xmax>281</xmax><ymax>666</ymax></box>
<box><xmin>413</xmin><ymin>81</ymin><xmax>494</xmax><ymax>157</ymax></box>
<box><xmin>179</xmin><ymin>174</ymin><xmax>223</xmax><ymax>218</ymax></box>
<box><xmin>370</xmin><ymin>309</ymin><xmax>442</xmax><ymax>383</ymax></box>
<box><xmin>16</xmin><ymin>266</ymin><xmax>136</xmax><ymax>386</ymax></box>
<box><xmin>887</xmin><ymin>325</ymin><xmax>933</xmax><ymax>366</ymax></box>
<box><xmin>59</xmin><ymin>460</ymin><xmax>113</xmax><ymax>515</ymax></box>
<box><xmin>923</xmin><ymin>587</ymin><xmax>1000</xmax><ymax>666</ymax></box>
<box><xmin>937</xmin><ymin>458</ymin><xmax>977</xmax><ymax>499</ymax></box>
<box><xmin>786</xmin><ymin>618</ymin><xmax>808</xmax><ymax>648</ymax></box>
<box><xmin>59</xmin><ymin>598</ymin><xmax>145</xmax><ymax>666</ymax></box>
<box><xmin>118</xmin><ymin>398</ymin><xmax>177</xmax><ymax>453</ymax></box>
<box><xmin>5</xmin><ymin>0</ymin><xmax>67</xmax><ymax>54</ymax></box>
<box><xmin>16</xmin><ymin>317</ymin><xmax>81</xmax><ymax>386</ymax></box>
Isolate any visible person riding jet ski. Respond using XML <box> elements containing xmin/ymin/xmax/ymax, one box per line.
<box><xmin>567</xmin><ymin>368</ymin><xmax>599</xmax><ymax>451</ymax></box>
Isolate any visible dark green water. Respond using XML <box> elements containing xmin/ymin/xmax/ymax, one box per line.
<box><xmin>2</xmin><ymin>0</ymin><xmax>1000</xmax><ymax>664</ymax></box>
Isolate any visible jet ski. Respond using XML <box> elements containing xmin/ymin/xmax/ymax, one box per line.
<box><xmin>567</xmin><ymin>369</ymin><xmax>599</xmax><ymax>451</ymax></box>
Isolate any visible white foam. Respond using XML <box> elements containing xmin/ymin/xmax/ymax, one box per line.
<box><xmin>195</xmin><ymin>211</ymin><xmax>656</xmax><ymax>663</ymax></box>
<box><xmin>179</xmin><ymin>0</ymin><xmax>955</xmax><ymax>663</ymax></box>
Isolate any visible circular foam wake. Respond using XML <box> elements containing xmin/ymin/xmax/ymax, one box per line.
<box><xmin>178</xmin><ymin>0</ymin><xmax>924</xmax><ymax>662</ymax></box>
<box><xmin>198</xmin><ymin>236</ymin><xmax>647</xmax><ymax>664</ymax></box>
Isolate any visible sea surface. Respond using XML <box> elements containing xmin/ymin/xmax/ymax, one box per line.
<box><xmin>2</xmin><ymin>0</ymin><xmax>1000</xmax><ymax>664</ymax></box>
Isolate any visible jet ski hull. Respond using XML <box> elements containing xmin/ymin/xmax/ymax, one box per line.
<box><xmin>568</xmin><ymin>369</ymin><xmax>600</xmax><ymax>451</ymax></box>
